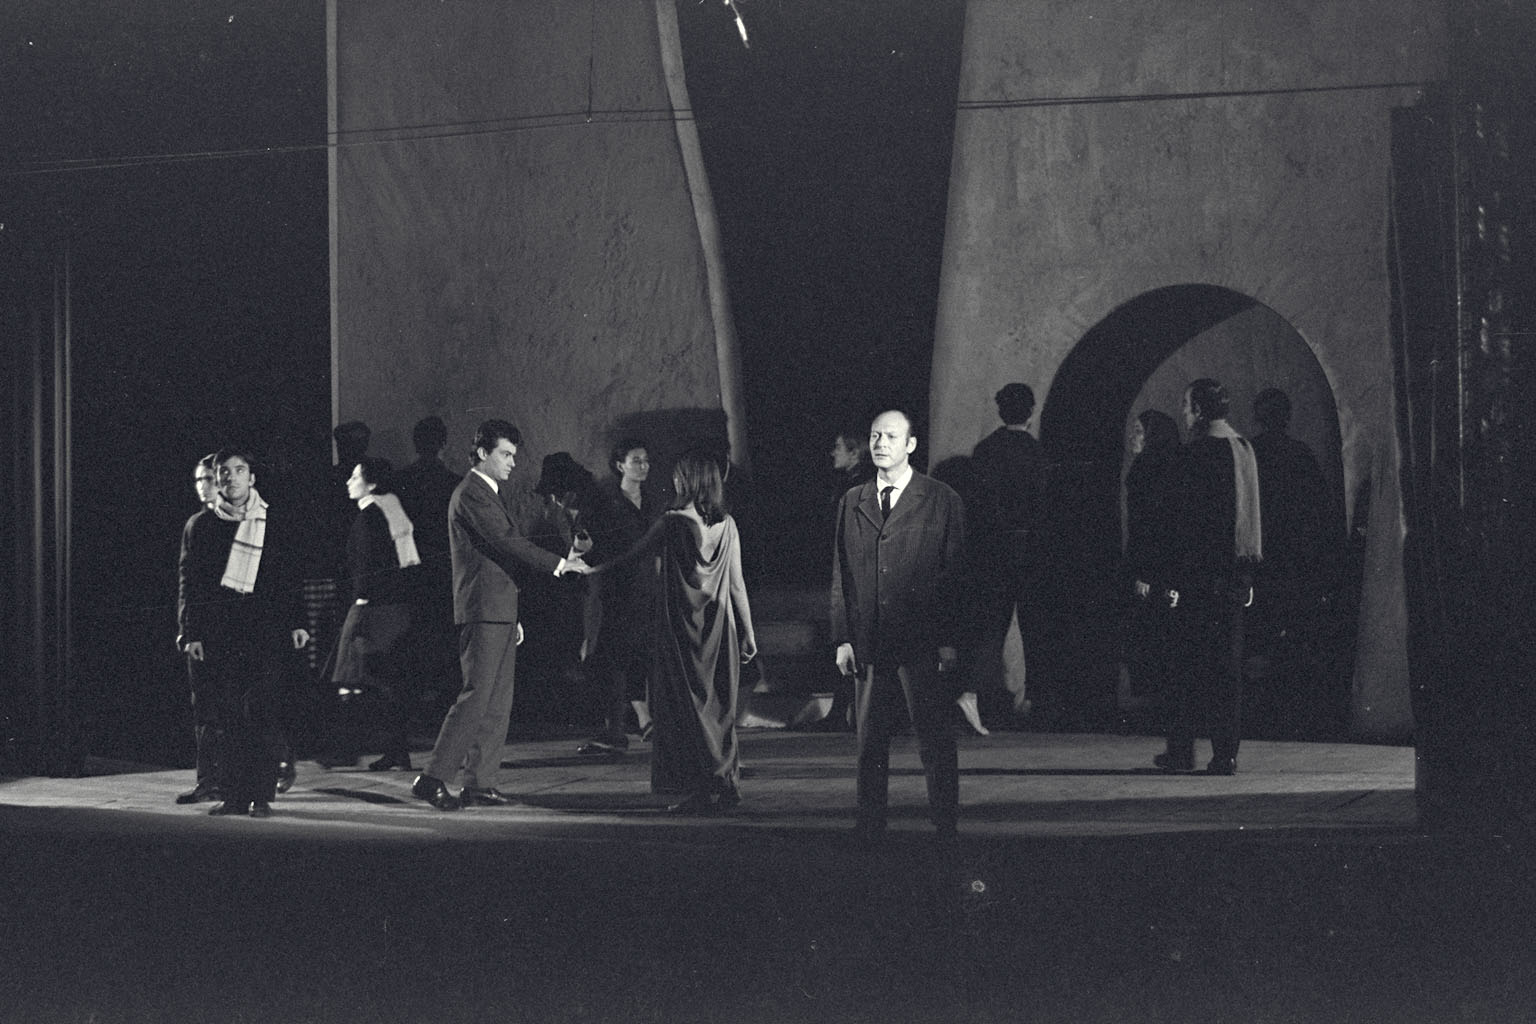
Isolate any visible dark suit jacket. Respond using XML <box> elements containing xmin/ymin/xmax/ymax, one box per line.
<box><xmin>830</xmin><ymin>471</ymin><xmax>967</xmax><ymax>666</ymax></box>
<box><xmin>449</xmin><ymin>471</ymin><xmax>562</xmax><ymax>625</ymax></box>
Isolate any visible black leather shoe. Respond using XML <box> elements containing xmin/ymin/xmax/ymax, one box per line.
<box><xmin>411</xmin><ymin>775</ymin><xmax>462</xmax><ymax>811</ymax></box>
<box><xmin>1205</xmin><ymin>757</ymin><xmax>1237</xmax><ymax>776</ymax></box>
<box><xmin>175</xmin><ymin>782</ymin><xmax>223</xmax><ymax>805</ymax></box>
<box><xmin>208</xmin><ymin>801</ymin><xmax>251</xmax><ymax>816</ymax></box>
<box><xmin>576</xmin><ymin>739</ymin><xmax>626</xmax><ymax>758</ymax></box>
<box><xmin>249</xmin><ymin>801</ymin><xmax>272</xmax><ymax>818</ymax></box>
<box><xmin>1153</xmin><ymin>753</ymin><xmax>1196</xmax><ymax>772</ymax></box>
<box><xmin>368</xmin><ymin>752</ymin><xmax>413</xmax><ymax>772</ymax></box>
<box><xmin>460</xmin><ymin>785</ymin><xmax>516</xmax><ymax>807</ymax></box>
<box><xmin>276</xmin><ymin>761</ymin><xmax>297</xmax><ymax>794</ymax></box>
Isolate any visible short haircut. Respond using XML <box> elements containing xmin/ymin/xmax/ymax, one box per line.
<box><xmin>195</xmin><ymin>452</ymin><xmax>218</xmax><ymax>472</ymax></box>
<box><xmin>1253</xmin><ymin>387</ymin><xmax>1292</xmax><ymax>432</ymax></box>
<box><xmin>871</xmin><ymin>408</ymin><xmax>917</xmax><ymax>442</ymax></box>
<box><xmin>333</xmin><ymin>420</ymin><xmax>370</xmax><ymax>441</ymax></box>
<box><xmin>354</xmin><ymin>455</ymin><xmax>395</xmax><ymax>494</ymax></box>
<box><xmin>1187</xmin><ymin>378</ymin><xmax>1230</xmax><ymax>424</ymax></box>
<box><xmin>472</xmin><ymin>419</ymin><xmax>522</xmax><ymax>461</ymax></box>
<box><xmin>610</xmin><ymin>437</ymin><xmax>648</xmax><ymax>474</ymax></box>
<box><xmin>213</xmin><ymin>446</ymin><xmax>256</xmax><ymax>470</ymax></box>
<box><xmin>994</xmin><ymin>382</ymin><xmax>1036</xmax><ymax>425</ymax></box>
<box><xmin>672</xmin><ymin>450</ymin><xmax>725</xmax><ymax>525</ymax></box>
<box><xmin>412</xmin><ymin>415</ymin><xmax>447</xmax><ymax>454</ymax></box>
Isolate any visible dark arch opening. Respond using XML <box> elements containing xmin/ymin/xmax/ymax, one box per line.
<box><xmin>1028</xmin><ymin>284</ymin><xmax>1351</xmax><ymax>738</ymax></box>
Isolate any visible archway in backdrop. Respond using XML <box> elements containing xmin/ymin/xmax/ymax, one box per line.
<box><xmin>1030</xmin><ymin>284</ymin><xmax>1353</xmax><ymax>738</ymax></box>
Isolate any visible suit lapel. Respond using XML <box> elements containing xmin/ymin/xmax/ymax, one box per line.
<box><xmin>884</xmin><ymin>473</ymin><xmax>925</xmax><ymax>527</ymax></box>
<box><xmin>856</xmin><ymin>480</ymin><xmax>883</xmax><ymax>529</ymax></box>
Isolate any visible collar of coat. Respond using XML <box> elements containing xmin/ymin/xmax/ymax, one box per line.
<box><xmin>857</xmin><ymin>471</ymin><xmax>931</xmax><ymax>528</ymax></box>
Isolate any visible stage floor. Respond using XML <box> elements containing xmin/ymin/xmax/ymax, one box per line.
<box><xmin>1</xmin><ymin>729</ymin><xmax>1415</xmax><ymax>842</ymax></box>
<box><xmin>7</xmin><ymin>731</ymin><xmax>1533</xmax><ymax>1024</ymax></box>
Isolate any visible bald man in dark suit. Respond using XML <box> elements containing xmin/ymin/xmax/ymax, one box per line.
<box><xmin>831</xmin><ymin>409</ymin><xmax>968</xmax><ymax>841</ymax></box>
<box><xmin>410</xmin><ymin>419</ymin><xmax>591</xmax><ymax>810</ymax></box>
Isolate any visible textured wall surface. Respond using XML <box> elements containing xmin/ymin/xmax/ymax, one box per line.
<box><xmin>932</xmin><ymin>0</ymin><xmax>1446</xmax><ymax>735</ymax></box>
<box><xmin>331</xmin><ymin>0</ymin><xmax>729</xmax><ymax>488</ymax></box>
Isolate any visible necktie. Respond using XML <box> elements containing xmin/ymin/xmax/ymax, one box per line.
<box><xmin>880</xmin><ymin>485</ymin><xmax>894</xmax><ymax>520</ymax></box>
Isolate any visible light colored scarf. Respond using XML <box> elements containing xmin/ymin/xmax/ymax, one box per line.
<box><xmin>1209</xmin><ymin>421</ymin><xmax>1263</xmax><ymax>562</ymax></box>
<box><xmin>360</xmin><ymin>492</ymin><xmax>421</xmax><ymax>568</ymax></box>
<box><xmin>213</xmin><ymin>488</ymin><xmax>268</xmax><ymax>594</ymax></box>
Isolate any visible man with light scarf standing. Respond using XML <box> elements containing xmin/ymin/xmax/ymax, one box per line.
<box><xmin>178</xmin><ymin>448</ymin><xmax>311</xmax><ymax>817</ymax></box>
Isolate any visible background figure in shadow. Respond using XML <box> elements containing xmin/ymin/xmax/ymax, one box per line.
<box><xmin>812</xmin><ymin>426</ymin><xmax>877</xmax><ymax>732</ymax></box>
<box><xmin>1155</xmin><ymin>380</ymin><xmax>1262</xmax><ymax>777</ymax></box>
<box><xmin>1120</xmin><ymin>409</ymin><xmax>1181</xmax><ymax>726</ymax></box>
<box><xmin>322</xmin><ymin>456</ymin><xmax>422</xmax><ymax>772</ymax></box>
<box><xmin>522</xmin><ymin>453</ymin><xmax>598</xmax><ymax>728</ymax></box>
<box><xmin>394</xmin><ymin>415</ymin><xmax>462</xmax><ymax>720</ymax></box>
<box><xmin>577</xmin><ymin>439</ymin><xmax>660</xmax><ymax>756</ymax></box>
<box><xmin>965</xmin><ymin>383</ymin><xmax>1044</xmax><ymax>732</ymax></box>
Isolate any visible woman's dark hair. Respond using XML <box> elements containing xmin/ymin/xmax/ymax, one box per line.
<box><xmin>610</xmin><ymin>437</ymin><xmax>648</xmax><ymax>475</ymax></box>
<box><xmin>355</xmin><ymin>456</ymin><xmax>395</xmax><ymax>494</ymax></box>
<box><xmin>1186</xmin><ymin>378</ymin><xmax>1230</xmax><ymax>430</ymax></box>
<box><xmin>672</xmin><ymin>451</ymin><xmax>725</xmax><ymax>525</ymax></box>
<box><xmin>1137</xmin><ymin>409</ymin><xmax>1180</xmax><ymax>455</ymax></box>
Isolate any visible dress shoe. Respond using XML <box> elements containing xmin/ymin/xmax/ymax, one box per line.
<box><xmin>576</xmin><ymin>739</ymin><xmax>626</xmax><ymax>758</ymax></box>
<box><xmin>1153</xmin><ymin>753</ymin><xmax>1196</xmax><ymax>773</ymax></box>
<box><xmin>666</xmin><ymin>791</ymin><xmax>718</xmax><ymax>815</ymax></box>
<box><xmin>1205</xmin><ymin>757</ymin><xmax>1237</xmax><ymax>776</ymax></box>
<box><xmin>249</xmin><ymin>801</ymin><xmax>272</xmax><ymax>818</ymax></box>
<box><xmin>368</xmin><ymin>752</ymin><xmax>413</xmax><ymax>772</ymax></box>
<box><xmin>715</xmin><ymin>786</ymin><xmax>741</xmax><ymax>811</ymax></box>
<box><xmin>208</xmin><ymin>801</ymin><xmax>251</xmax><ymax>816</ymax></box>
<box><xmin>460</xmin><ymin>785</ymin><xmax>516</xmax><ymax>807</ymax></box>
<box><xmin>956</xmin><ymin>692</ymin><xmax>990</xmax><ymax>736</ymax></box>
<box><xmin>410</xmin><ymin>775</ymin><xmax>462</xmax><ymax>811</ymax></box>
<box><xmin>175</xmin><ymin>782</ymin><xmax>223</xmax><ymax>805</ymax></box>
<box><xmin>276</xmin><ymin>761</ymin><xmax>297</xmax><ymax>794</ymax></box>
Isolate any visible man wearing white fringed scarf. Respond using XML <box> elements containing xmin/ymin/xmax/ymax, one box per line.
<box><xmin>178</xmin><ymin>448</ymin><xmax>311</xmax><ymax>818</ymax></box>
<box><xmin>1153</xmin><ymin>379</ymin><xmax>1263</xmax><ymax>777</ymax></box>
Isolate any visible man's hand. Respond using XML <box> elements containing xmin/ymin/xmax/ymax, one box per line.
<box><xmin>835</xmin><ymin>643</ymin><xmax>858</xmax><ymax>677</ymax></box>
<box><xmin>937</xmin><ymin>646</ymin><xmax>958</xmax><ymax>674</ymax></box>
<box><xmin>558</xmin><ymin>556</ymin><xmax>593</xmax><ymax>577</ymax></box>
<box><xmin>516</xmin><ymin>622</ymin><xmax>525</xmax><ymax>646</ymax></box>
<box><xmin>291</xmin><ymin>629</ymin><xmax>310</xmax><ymax>650</ymax></box>
<box><xmin>184</xmin><ymin>641</ymin><xmax>205</xmax><ymax>662</ymax></box>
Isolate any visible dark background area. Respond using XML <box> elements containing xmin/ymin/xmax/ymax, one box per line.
<box><xmin>2</xmin><ymin>1</ymin><xmax>965</xmax><ymax>767</ymax></box>
<box><xmin>2</xmin><ymin>1</ymin><xmax>331</xmax><ymax>767</ymax></box>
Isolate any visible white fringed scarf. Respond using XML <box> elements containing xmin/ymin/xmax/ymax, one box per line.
<box><xmin>1209</xmin><ymin>421</ymin><xmax>1263</xmax><ymax>562</ymax></box>
<box><xmin>213</xmin><ymin>488</ymin><xmax>268</xmax><ymax>594</ymax></box>
<box><xmin>360</xmin><ymin>492</ymin><xmax>421</xmax><ymax>568</ymax></box>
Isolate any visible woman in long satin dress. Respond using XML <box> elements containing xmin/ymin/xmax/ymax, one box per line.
<box><xmin>605</xmin><ymin>451</ymin><xmax>757</xmax><ymax>814</ymax></box>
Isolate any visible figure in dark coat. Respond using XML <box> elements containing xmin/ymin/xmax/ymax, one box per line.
<box><xmin>178</xmin><ymin>449</ymin><xmax>311</xmax><ymax>817</ymax></box>
<box><xmin>831</xmin><ymin>410</ymin><xmax>967</xmax><ymax>840</ymax></box>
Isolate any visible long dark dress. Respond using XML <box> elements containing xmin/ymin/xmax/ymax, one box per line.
<box><xmin>643</xmin><ymin>510</ymin><xmax>755</xmax><ymax>798</ymax></box>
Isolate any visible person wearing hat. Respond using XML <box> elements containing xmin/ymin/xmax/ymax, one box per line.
<box><xmin>520</xmin><ymin>452</ymin><xmax>599</xmax><ymax>722</ymax></box>
<box><xmin>966</xmin><ymin>382</ymin><xmax>1045</xmax><ymax>733</ymax></box>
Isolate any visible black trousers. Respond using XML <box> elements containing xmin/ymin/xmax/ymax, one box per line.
<box><xmin>855</xmin><ymin>661</ymin><xmax>959</xmax><ymax>831</ymax></box>
<box><xmin>187</xmin><ymin>633</ymin><xmax>283</xmax><ymax>805</ymax></box>
<box><xmin>1166</xmin><ymin>596</ymin><xmax>1246</xmax><ymax>765</ymax></box>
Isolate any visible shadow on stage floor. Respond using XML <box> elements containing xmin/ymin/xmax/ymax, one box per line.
<box><xmin>3</xmin><ymin>731</ymin><xmax>1531</xmax><ymax>1023</ymax></box>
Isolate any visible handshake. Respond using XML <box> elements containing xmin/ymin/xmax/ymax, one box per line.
<box><xmin>560</xmin><ymin>529</ymin><xmax>595</xmax><ymax>577</ymax></box>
